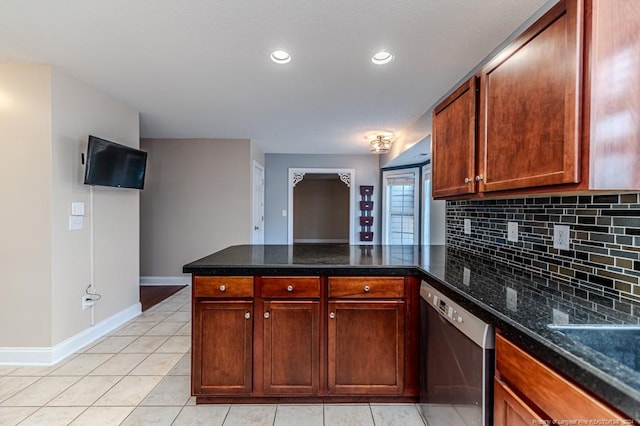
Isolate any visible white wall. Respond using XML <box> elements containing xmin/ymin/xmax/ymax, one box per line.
<box><xmin>140</xmin><ymin>138</ymin><xmax>255</xmax><ymax>277</ymax></box>
<box><xmin>0</xmin><ymin>63</ymin><xmax>140</xmax><ymax>359</ymax></box>
<box><xmin>0</xmin><ymin>64</ymin><xmax>53</xmax><ymax>347</ymax></box>
<box><xmin>51</xmin><ymin>68</ymin><xmax>140</xmax><ymax>345</ymax></box>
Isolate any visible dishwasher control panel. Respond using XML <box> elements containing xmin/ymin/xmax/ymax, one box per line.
<box><xmin>420</xmin><ymin>281</ymin><xmax>495</xmax><ymax>349</ymax></box>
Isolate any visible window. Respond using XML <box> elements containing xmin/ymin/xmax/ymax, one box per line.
<box><xmin>382</xmin><ymin>168</ymin><xmax>419</xmax><ymax>245</ymax></box>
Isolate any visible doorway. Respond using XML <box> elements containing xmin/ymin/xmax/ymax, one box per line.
<box><xmin>287</xmin><ymin>168</ymin><xmax>356</xmax><ymax>244</ymax></box>
<box><xmin>252</xmin><ymin>161</ymin><xmax>265</xmax><ymax>244</ymax></box>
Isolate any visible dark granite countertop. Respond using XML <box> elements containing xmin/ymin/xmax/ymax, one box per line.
<box><xmin>184</xmin><ymin>244</ymin><xmax>640</xmax><ymax>421</ymax></box>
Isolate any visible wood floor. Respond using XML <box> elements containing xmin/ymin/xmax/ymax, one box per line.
<box><xmin>139</xmin><ymin>285</ymin><xmax>187</xmax><ymax>311</ymax></box>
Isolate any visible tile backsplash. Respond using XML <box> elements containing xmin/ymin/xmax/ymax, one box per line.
<box><xmin>447</xmin><ymin>193</ymin><xmax>640</xmax><ymax>316</ymax></box>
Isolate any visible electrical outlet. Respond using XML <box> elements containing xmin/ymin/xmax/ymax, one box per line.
<box><xmin>553</xmin><ymin>224</ymin><xmax>571</xmax><ymax>250</ymax></box>
<box><xmin>507</xmin><ymin>222</ymin><xmax>518</xmax><ymax>242</ymax></box>
<box><xmin>464</xmin><ymin>219</ymin><xmax>471</xmax><ymax>235</ymax></box>
<box><xmin>506</xmin><ymin>287</ymin><xmax>518</xmax><ymax>312</ymax></box>
<box><xmin>552</xmin><ymin>308</ymin><xmax>569</xmax><ymax>325</ymax></box>
<box><xmin>82</xmin><ymin>295</ymin><xmax>94</xmax><ymax>310</ymax></box>
<box><xmin>463</xmin><ymin>267</ymin><xmax>471</xmax><ymax>286</ymax></box>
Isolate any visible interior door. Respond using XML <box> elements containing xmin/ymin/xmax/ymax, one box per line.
<box><xmin>252</xmin><ymin>161</ymin><xmax>265</xmax><ymax>244</ymax></box>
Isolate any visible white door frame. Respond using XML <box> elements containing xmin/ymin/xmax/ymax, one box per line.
<box><xmin>287</xmin><ymin>167</ymin><xmax>356</xmax><ymax>245</ymax></box>
<box><xmin>252</xmin><ymin>161</ymin><xmax>265</xmax><ymax>244</ymax></box>
<box><xmin>381</xmin><ymin>167</ymin><xmax>420</xmax><ymax>245</ymax></box>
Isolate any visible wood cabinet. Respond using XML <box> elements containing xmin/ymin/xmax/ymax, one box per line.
<box><xmin>494</xmin><ymin>333</ymin><xmax>629</xmax><ymax>424</ymax></box>
<box><xmin>327</xmin><ymin>277</ymin><xmax>407</xmax><ymax>395</ymax></box>
<box><xmin>432</xmin><ymin>77</ymin><xmax>477</xmax><ymax>198</ymax></box>
<box><xmin>327</xmin><ymin>300</ymin><xmax>405</xmax><ymax>394</ymax></box>
<box><xmin>192</xmin><ymin>301</ymin><xmax>253</xmax><ymax>396</ymax></box>
<box><xmin>261</xmin><ymin>276</ymin><xmax>321</xmax><ymax>395</ymax></box>
<box><xmin>192</xmin><ymin>274</ymin><xmax>419</xmax><ymax>402</ymax></box>
<box><xmin>192</xmin><ymin>276</ymin><xmax>254</xmax><ymax>396</ymax></box>
<box><xmin>432</xmin><ymin>0</ymin><xmax>640</xmax><ymax>199</ymax></box>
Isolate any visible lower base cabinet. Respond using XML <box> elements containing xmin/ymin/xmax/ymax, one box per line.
<box><xmin>193</xmin><ymin>301</ymin><xmax>253</xmax><ymax>396</ymax></box>
<box><xmin>328</xmin><ymin>301</ymin><xmax>405</xmax><ymax>394</ymax></box>
<box><xmin>494</xmin><ymin>332</ymin><xmax>629</xmax><ymax>424</ymax></box>
<box><xmin>192</xmin><ymin>275</ymin><xmax>418</xmax><ymax>401</ymax></box>
<box><xmin>263</xmin><ymin>300</ymin><xmax>320</xmax><ymax>395</ymax></box>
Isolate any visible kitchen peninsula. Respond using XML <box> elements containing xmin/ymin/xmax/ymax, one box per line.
<box><xmin>184</xmin><ymin>244</ymin><xmax>640</xmax><ymax>422</ymax></box>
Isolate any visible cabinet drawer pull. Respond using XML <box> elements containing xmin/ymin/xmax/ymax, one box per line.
<box><xmin>245</xmin><ymin>312</ymin><xmax>250</xmax><ymax>319</ymax></box>
<box><xmin>475</xmin><ymin>175</ymin><xmax>484</xmax><ymax>182</ymax></box>
<box><xmin>287</xmin><ymin>285</ymin><xmax>294</xmax><ymax>292</ymax></box>
<box><xmin>219</xmin><ymin>285</ymin><xmax>226</xmax><ymax>292</ymax></box>
<box><xmin>329</xmin><ymin>312</ymin><xmax>335</xmax><ymax>319</ymax></box>
<box><xmin>464</xmin><ymin>177</ymin><xmax>472</xmax><ymax>184</ymax></box>
<box><xmin>363</xmin><ymin>285</ymin><xmax>370</xmax><ymax>292</ymax></box>
<box><xmin>264</xmin><ymin>312</ymin><xmax>270</xmax><ymax>319</ymax></box>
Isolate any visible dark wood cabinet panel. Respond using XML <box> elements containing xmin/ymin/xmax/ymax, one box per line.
<box><xmin>432</xmin><ymin>77</ymin><xmax>477</xmax><ymax>198</ymax></box>
<box><xmin>479</xmin><ymin>0</ymin><xmax>582</xmax><ymax>192</ymax></box>
<box><xmin>495</xmin><ymin>333</ymin><xmax>629</xmax><ymax>422</ymax></box>
<box><xmin>263</xmin><ymin>300</ymin><xmax>320</xmax><ymax>395</ymax></box>
<box><xmin>327</xmin><ymin>301</ymin><xmax>405</xmax><ymax>395</ymax></box>
<box><xmin>494</xmin><ymin>378</ymin><xmax>545</xmax><ymax>426</ymax></box>
<box><xmin>328</xmin><ymin>276</ymin><xmax>404</xmax><ymax>299</ymax></box>
<box><xmin>193</xmin><ymin>301</ymin><xmax>252</xmax><ymax>395</ymax></box>
<box><xmin>588</xmin><ymin>0</ymin><xmax>640</xmax><ymax>189</ymax></box>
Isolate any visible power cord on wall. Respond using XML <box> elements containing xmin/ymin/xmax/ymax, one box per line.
<box><xmin>85</xmin><ymin>284</ymin><xmax>102</xmax><ymax>302</ymax></box>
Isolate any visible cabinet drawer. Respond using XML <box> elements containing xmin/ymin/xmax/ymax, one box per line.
<box><xmin>328</xmin><ymin>277</ymin><xmax>404</xmax><ymax>299</ymax></box>
<box><xmin>194</xmin><ymin>276</ymin><xmax>253</xmax><ymax>298</ymax></box>
<box><xmin>262</xmin><ymin>277</ymin><xmax>320</xmax><ymax>298</ymax></box>
<box><xmin>496</xmin><ymin>334</ymin><xmax>627</xmax><ymax>422</ymax></box>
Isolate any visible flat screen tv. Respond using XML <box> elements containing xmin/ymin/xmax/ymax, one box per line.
<box><xmin>84</xmin><ymin>135</ymin><xmax>148</xmax><ymax>189</ymax></box>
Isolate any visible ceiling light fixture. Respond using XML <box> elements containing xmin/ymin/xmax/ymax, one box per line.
<box><xmin>270</xmin><ymin>50</ymin><xmax>291</xmax><ymax>64</ymax></box>
<box><xmin>369</xmin><ymin>135</ymin><xmax>393</xmax><ymax>154</ymax></box>
<box><xmin>371</xmin><ymin>51</ymin><xmax>393</xmax><ymax>65</ymax></box>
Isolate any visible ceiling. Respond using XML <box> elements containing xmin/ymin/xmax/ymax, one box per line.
<box><xmin>0</xmin><ymin>0</ymin><xmax>549</xmax><ymax>155</ymax></box>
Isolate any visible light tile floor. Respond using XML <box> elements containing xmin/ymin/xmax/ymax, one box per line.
<box><xmin>0</xmin><ymin>287</ymin><xmax>427</xmax><ymax>425</ymax></box>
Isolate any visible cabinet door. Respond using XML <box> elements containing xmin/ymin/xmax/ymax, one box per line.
<box><xmin>193</xmin><ymin>301</ymin><xmax>252</xmax><ymax>395</ymax></box>
<box><xmin>432</xmin><ymin>77</ymin><xmax>477</xmax><ymax>198</ymax></box>
<box><xmin>479</xmin><ymin>0</ymin><xmax>581</xmax><ymax>192</ymax></box>
<box><xmin>263</xmin><ymin>300</ymin><xmax>320</xmax><ymax>394</ymax></box>
<box><xmin>328</xmin><ymin>301</ymin><xmax>405</xmax><ymax>395</ymax></box>
<box><xmin>494</xmin><ymin>379</ymin><xmax>546</xmax><ymax>426</ymax></box>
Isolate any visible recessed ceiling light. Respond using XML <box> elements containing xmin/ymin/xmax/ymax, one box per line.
<box><xmin>270</xmin><ymin>50</ymin><xmax>291</xmax><ymax>64</ymax></box>
<box><xmin>372</xmin><ymin>51</ymin><xmax>393</xmax><ymax>65</ymax></box>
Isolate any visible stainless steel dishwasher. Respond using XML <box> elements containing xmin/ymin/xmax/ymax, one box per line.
<box><xmin>419</xmin><ymin>281</ymin><xmax>494</xmax><ymax>426</ymax></box>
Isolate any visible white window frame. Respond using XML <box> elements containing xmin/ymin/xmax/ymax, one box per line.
<box><xmin>382</xmin><ymin>167</ymin><xmax>420</xmax><ymax>245</ymax></box>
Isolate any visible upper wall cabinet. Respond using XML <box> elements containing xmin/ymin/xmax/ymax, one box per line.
<box><xmin>432</xmin><ymin>0</ymin><xmax>640</xmax><ymax>199</ymax></box>
<box><xmin>432</xmin><ymin>77</ymin><xmax>477</xmax><ymax>198</ymax></box>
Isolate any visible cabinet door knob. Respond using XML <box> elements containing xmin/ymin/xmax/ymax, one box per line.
<box><xmin>287</xmin><ymin>285</ymin><xmax>294</xmax><ymax>292</ymax></box>
<box><xmin>363</xmin><ymin>285</ymin><xmax>370</xmax><ymax>292</ymax></box>
<box><xmin>264</xmin><ymin>312</ymin><xmax>270</xmax><ymax>319</ymax></box>
<box><xmin>475</xmin><ymin>175</ymin><xmax>484</xmax><ymax>182</ymax></box>
<box><xmin>245</xmin><ymin>312</ymin><xmax>251</xmax><ymax>319</ymax></box>
<box><xmin>219</xmin><ymin>285</ymin><xmax>226</xmax><ymax>292</ymax></box>
<box><xmin>464</xmin><ymin>177</ymin><xmax>472</xmax><ymax>184</ymax></box>
<box><xmin>329</xmin><ymin>312</ymin><xmax>335</xmax><ymax>319</ymax></box>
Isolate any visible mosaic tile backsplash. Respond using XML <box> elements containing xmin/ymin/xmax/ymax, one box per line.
<box><xmin>446</xmin><ymin>193</ymin><xmax>640</xmax><ymax>318</ymax></box>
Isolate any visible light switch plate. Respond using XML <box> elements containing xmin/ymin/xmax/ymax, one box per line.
<box><xmin>464</xmin><ymin>219</ymin><xmax>471</xmax><ymax>235</ymax></box>
<box><xmin>71</xmin><ymin>202</ymin><xmax>85</xmax><ymax>216</ymax></box>
<box><xmin>553</xmin><ymin>224</ymin><xmax>571</xmax><ymax>250</ymax></box>
<box><xmin>69</xmin><ymin>216</ymin><xmax>83</xmax><ymax>231</ymax></box>
<box><xmin>507</xmin><ymin>222</ymin><xmax>518</xmax><ymax>242</ymax></box>
<box><xmin>282</xmin><ymin>209</ymin><xmax>287</xmax><ymax>217</ymax></box>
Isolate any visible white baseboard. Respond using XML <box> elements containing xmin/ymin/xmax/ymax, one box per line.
<box><xmin>0</xmin><ymin>302</ymin><xmax>141</xmax><ymax>366</ymax></box>
<box><xmin>140</xmin><ymin>276</ymin><xmax>191</xmax><ymax>286</ymax></box>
